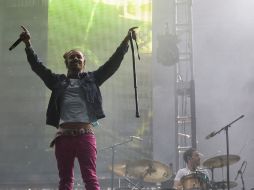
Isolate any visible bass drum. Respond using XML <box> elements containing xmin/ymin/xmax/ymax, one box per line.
<box><xmin>180</xmin><ymin>172</ymin><xmax>209</xmax><ymax>190</ymax></box>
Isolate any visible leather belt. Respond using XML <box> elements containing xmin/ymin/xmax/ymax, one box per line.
<box><xmin>50</xmin><ymin>127</ymin><xmax>94</xmax><ymax>147</ymax></box>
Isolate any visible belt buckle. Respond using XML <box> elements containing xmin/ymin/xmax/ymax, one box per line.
<box><xmin>80</xmin><ymin>128</ymin><xmax>85</xmax><ymax>134</ymax></box>
<box><xmin>71</xmin><ymin>130</ymin><xmax>77</xmax><ymax>136</ymax></box>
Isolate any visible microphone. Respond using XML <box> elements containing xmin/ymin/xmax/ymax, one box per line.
<box><xmin>128</xmin><ymin>27</ymin><xmax>140</xmax><ymax>60</ymax></box>
<box><xmin>234</xmin><ymin>161</ymin><xmax>246</xmax><ymax>181</ymax></box>
<box><xmin>129</xmin><ymin>26</ymin><xmax>138</xmax><ymax>31</ymax></box>
<box><xmin>9</xmin><ymin>38</ymin><xmax>22</xmax><ymax>51</ymax></box>
<box><xmin>205</xmin><ymin>131</ymin><xmax>216</xmax><ymax>139</ymax></box>
<box><xmin>130</xmin><ymin>136</ymin><xmax>143</xmax><ymax>141</ymax></box>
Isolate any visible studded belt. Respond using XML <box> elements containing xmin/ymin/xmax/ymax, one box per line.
<box><xmin>50</xmin><ymin>127</ymin><xmax>94</xmax><ymax>147</ymax></box>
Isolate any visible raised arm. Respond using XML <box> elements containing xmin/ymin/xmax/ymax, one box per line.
<box><xmin>20</xmin><ymin>26</ymin><xmax>59</xmax><ymax>90</ymax></box>
<box><xmin>93</xmin><ymin>29</ymin><xmax>131</xmax><ymax>86</ymax></box>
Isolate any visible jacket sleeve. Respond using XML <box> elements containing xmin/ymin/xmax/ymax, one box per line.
<box><xmin>25</xmin><ymin>47</ymin><xmax>59</xmax><ymax>90</ymax></box>
<box><xmin>93</xmin><ymin>41</ymin><xmax>129</xmax><ymax>86</ymax></box>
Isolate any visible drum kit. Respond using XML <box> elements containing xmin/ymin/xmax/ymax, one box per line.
<box><xmin>109</xmin><ymin>154</ymin><xmax>241</xmax><ymax>190</ymax></box>
<box><xmin>178</xmin><ymin>154</ymin><xmax>240</xmax><ymax>190</ymax></box>
<box><xmin>109</xmin><ymin>159</ymin><xmax>174</xmax><ymax>189</ymax></box>
<box><xmin>179</xmin><ymin>154</ymin><xmax>240</xmax><ymax>190</ymax></box>
<box><xmin>202</xmin><ymin>154</ymin><xmax>240</xmax><ymax>190</ymax></box>
<box><xmin>109</xmin><ymin>159</ymin><xmax>173</xmax><ymax>183</ymax></box>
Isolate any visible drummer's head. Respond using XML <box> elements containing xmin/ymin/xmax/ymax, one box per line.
<box><xmin>183</xmin><ymin>148</ymin><xmax>200</xmax><ymax>167</ymax></box>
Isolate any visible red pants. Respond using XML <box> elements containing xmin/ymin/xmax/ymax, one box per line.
<box><xmin>55</xmin><ymin>134</ymin><xmax>100</xmax><ymax>190</ymax></box>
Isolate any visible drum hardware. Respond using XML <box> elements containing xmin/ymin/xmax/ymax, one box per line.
<box><xmin>109</xmin><ymin>159</ymin><xmax>172</xmax><ymax>184</ymax></box>
<box><xmin>202</xmin><ymin>154</ymin><xmax>241</xmax><ymax>190</ymax></box>
<box><xmin>180</xmin><ymin>171</ymin><xmax>209</xmax><ymax>190</ymax></box>
<box><xmin>126</xmin><ymin>159</ymin><xmax>172</xmax><ymax>183</ymax></box>
<box><xmin>108</xmin><ymin>163</ymin><xmax>143</xmax><ymax>190</ymax></box>
<box><xmin>205</xmin><ymin>115</ymin><xmax>244</xmax><ymax>190</ymax></box>
<box><xmin>160</xmin><ymin>173</ymin><xmax>175</xmax><ymax>190</ymax></box>
<box><xmin>100</xmin><ymin>136</ymin><xmax>142</xmax><ymax>190</ymax></box>
<box><xmin>206</xmin><ymin>167</ymin><xmax>220</xmax><ymax>190</ymax></box>
<box><xmin>212</xmin><ymin>180</ymin><xmax>237</xmax><ymax>189</ymax></box>
<box><xmin>234</xmin><ymin>160</ymin><xmax>247</xmax><ymax>190</ymax></box>
<box><xmin>202</xmin><ymin>155</ymin><xmax>240</xmax><ymax>169</ymax></box>
<box><xmin>121</xmin><ymin>175</ymin><xmax>144</xmax><ymax>190</ymax></box>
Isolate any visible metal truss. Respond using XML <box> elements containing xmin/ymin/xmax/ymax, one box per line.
<box><xmin>174</xmin><ymin>0</ymin><xmax>196</xmax><ymax>170</ymax></box>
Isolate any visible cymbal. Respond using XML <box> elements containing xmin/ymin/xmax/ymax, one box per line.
<box><xmin>202</xmin><ymin>154</ymin><xmax>240</xmax><ymax>168</ymax></box>
<box><xmin>109</xmin><ymin>159</ymin><xmax>172</xmax><ymax>183</ymax></box>
<box><xmin>126</xmin><ymin>159</ymin><xmax>172</xmax><ymax>183</ymax></box>
<box><xmin>108</xmin><ymin>161</ymin><xmax>128</xmax><ymax>177</ymax></box>
<box><xmin>214</xmin><ymin>181</ymin><xmax>238</xmax><ymax>189</ymax></box>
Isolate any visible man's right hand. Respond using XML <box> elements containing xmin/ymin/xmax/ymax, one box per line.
<box><xmin>20</xmin><ymin>25</ymin><xmax>31</xmax><ymax>47</ymax></box>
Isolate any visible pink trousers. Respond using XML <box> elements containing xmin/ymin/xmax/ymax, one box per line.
<box><xmin>55</xmin><ymin>134</ymin><xmax>100</xmax><ymax>190</ymax></box>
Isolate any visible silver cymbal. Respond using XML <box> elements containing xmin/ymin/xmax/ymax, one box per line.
<box><xmin>109</xmin><ymin>159</ymin><xmax>172</xmax><ymax>183</ymax></box>
<box><xmin>214</xmin><ymin>180</ymin><xmax>238</xmax><ymax>189</ymax></box>
<box><xmin>202</xmin><ymin>154</ymin><xmax>240</xmax><ymax>168</ymax></box>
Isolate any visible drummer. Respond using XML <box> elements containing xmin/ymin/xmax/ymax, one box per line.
<box><xmin>173</xmin><ymin>148</ymin><xmax>210</xmax><ymax>190</ymax></box>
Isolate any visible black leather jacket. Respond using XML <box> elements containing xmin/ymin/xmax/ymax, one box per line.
<box><xmin>25</xmin><ymin>42</ymin><xmax>128</xmax><ymax>128</ymax></box>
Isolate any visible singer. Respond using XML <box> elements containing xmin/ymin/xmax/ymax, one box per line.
<box><xmin>173</xmin><ymin>148</ymin><xmax>210</xmax><ymax>190</ymax></box>
<box><xmin>18</xmin><ymin>25</ymin><xmax>131</xmax><ymax>190</ymax></box>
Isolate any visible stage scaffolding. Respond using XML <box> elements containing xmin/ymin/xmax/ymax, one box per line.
<box><xmin>174</xmin><ymin>0</ymin><xmax>196</xmax><ymax>170</ymax></box>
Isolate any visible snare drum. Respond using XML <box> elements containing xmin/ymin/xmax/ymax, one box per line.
<box><xmin>180</xmin><ymin>172</ymin><xmax>209</xmax><ymax>190</ymax></box>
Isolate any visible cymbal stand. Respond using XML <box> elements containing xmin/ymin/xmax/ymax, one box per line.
<box><xmin>206</xmin><ymin>115</ymin><xmax>244</xmax><ymax>190</ymax></box>
<box><xmin>209</xmin><ymin>167</ymin><xmax>216</xmax><ymax>190</ymax></box>
<box><xmin>100</xmin><ymin>138</ymin><xmax>134</xmax><ymax>190</ymax></box>
<box><xmin>240</xmin><ymin>171</ymin><xmax>245</xmax><ymax>190</ymax></box>
<box><xmin>239</xmin><ymin>161</ymin><xmax>247</xmax><ymax>190</ymax></box>
<box><xmin>121</xmin><ymin>176</ymin><xmax>143</xmax><ymax>190</ymax></box>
